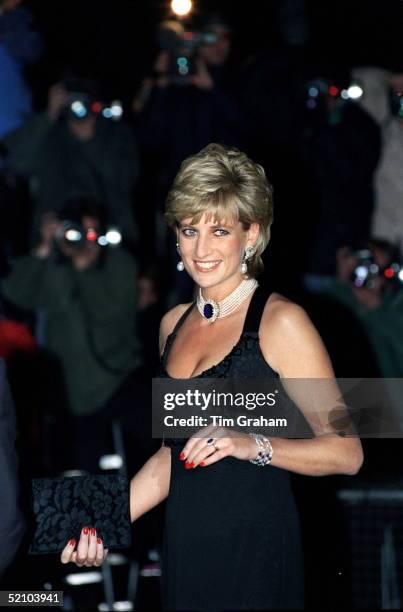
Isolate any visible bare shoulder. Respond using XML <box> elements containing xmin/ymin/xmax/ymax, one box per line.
<box><xmin>259</xmin><ymin>292</ymin><xmax>334</xmax><ymax>377</ymax></box>
<box><xmin>159</xmin><ymin>302</ymin><xmax>193</xmax><ymax>356</ymax></box>
<box><xmin>261</xmin><ymin>292</ymin><xmax>311</xmax><ymax>331</ymax></box>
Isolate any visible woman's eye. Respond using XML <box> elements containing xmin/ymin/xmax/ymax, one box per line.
<box><xmin>214</xmin><ymin>228</ymin><xmax>229</xmax><ymax>236</ymax></box>
<box><xmin>181</xmin><ymin>228</ymin><xmax>196</xmax><ymax>237</ymax></box>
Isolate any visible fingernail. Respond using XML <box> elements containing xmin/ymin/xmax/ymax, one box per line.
<box><xmin>185</xmin><ymin>462</ymin><xmax>194</xmax><ymax>469</ymax></box>
<box><xmin>97</xmin><ymin>537</ymin><xmax>102</xmax><ymax>544</ymax></box>
<box><xmin>69</xmin><ymin>538</ymin><xmax>76</xmax><ymax>547</ymax></box>
<box><xmin>179</xmin><ymin>452</ymin><xmax>186</xmax><ymax>460</ymax></box>
<box><xmin>83</xmin><ymin>527</ymin><xmax>89</xmax><ymax>534</ymax></box>
<box><xmin>200</xmin><ymin>461</ymin><xmax>206</xmax><ymax>467</ymax></box>
<box><xmin>91</xmin><ymin>528</ymin><xmax>96</xmax><ymax>536</ymax></box>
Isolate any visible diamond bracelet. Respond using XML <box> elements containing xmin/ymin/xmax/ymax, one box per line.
<box><xmin>248</xmin><ymin>433</ymin><xmax>273</xmax><ymax>467</ymax></box>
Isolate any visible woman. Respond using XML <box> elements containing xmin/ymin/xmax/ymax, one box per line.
<box><xmin>61</xmin><ymin>144</ymin><xmax>363</xmax><ymax>610</ymax></box>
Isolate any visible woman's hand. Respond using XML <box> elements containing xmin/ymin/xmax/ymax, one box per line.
<box><xmin>60</xmin><ymin>527</ymin><xmax>108</xmax><ymax>567</ymax></box>
<box><xmin>179</xmin><ymin>425</ymin><xmax>257</xmax><ymax>468</ymax></box>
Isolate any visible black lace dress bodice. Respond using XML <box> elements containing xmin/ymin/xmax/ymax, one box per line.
<box><xmin>158</xmin><ymin>287</ymin><xmax>304</xmax><ymax>611</ymax></box>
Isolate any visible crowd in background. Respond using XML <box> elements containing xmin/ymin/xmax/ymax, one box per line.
<box><xmin>0</xmin><ymin>0</ymin><xmax>403</xmax><ymax>608</ymax></box>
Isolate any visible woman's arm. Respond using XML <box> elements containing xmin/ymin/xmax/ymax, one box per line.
<box><xmin>61</xmin><ymin>308</ymin><xmax>188</xmax><ymax>565</ymax></box>
<box><xmin>130</xmin><ymin>444</ymin><xmax>171</xmax><ymax>522</ymax></box>
<box><xmin>175</xmin><ymin>294</ymin><xmax>363</xmax><ymax>476</ymax></box>
<box><xmin>258</xmin><ymin>295</ymin><xmax>364</xmax><ymax>476</ymax></box>
<box><xmin>61</xmin><ymin>445</ymin><xmax>172</xmax><ymax>566</ymax></box>
<box><xmin>259</xmin><ymin>433</ymin><xmax>362</xmax><ymax>477</ymax></box>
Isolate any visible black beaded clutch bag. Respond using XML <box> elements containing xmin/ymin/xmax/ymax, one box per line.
<box><xmin>29</xmin><ymin>474</ymin><xmax>131</xmax><ymax>554</ymax></box>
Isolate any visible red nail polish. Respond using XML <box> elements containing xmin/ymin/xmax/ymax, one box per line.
<box><xmin>179</xmin><ymin>452</ymin><xmax>186</xmax><ymax>460</ymax></box>
<box><xmin>91</xmin><ymin>528</ymin><xmax>96</xmax><ymax>536</ymax></box>
<box><xmin>97</xmin><ymin>537</ymin><xmax>102</xmax><ymax>544</ymax></box>
<box><xmin>185</xmin><ymin>462</ymin><xmax>194</xmax><ymax>469</ymax></box>
<box><xmin>83</xmin><ymin>527</ymin><xmax>89</xmax><ymax>535</ymax></box>
<box><xmin>69</xmin><ymin>538</ymin><xmax>76</xmax><ymax>547</ymax></box>
<box><xmin>200</xmin><ymin>461</ymin><xmax>206</xmax><ymax>467</ymax></box>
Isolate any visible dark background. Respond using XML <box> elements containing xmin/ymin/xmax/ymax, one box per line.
<box><xmin>25</xmin><ymin>0</ymin><xmax>403</xmax><ymax>107</ymax></box>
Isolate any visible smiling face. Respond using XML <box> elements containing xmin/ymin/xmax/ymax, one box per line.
<box><xmin>177</xmin><ymin>212</ymin><xmax>259</xmax><ymax>296</ymax></box>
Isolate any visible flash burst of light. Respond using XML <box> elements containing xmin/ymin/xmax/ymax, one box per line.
<box><xmin>171</xmin><ymin>0</ymin><xmax>192</xmax><ymax>17</ymax></box>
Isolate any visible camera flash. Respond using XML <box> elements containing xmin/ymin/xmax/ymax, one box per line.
<box><xmin>171</xmin><ymin>0</ymin><xmax>192</xmax><ymax>17</ymax></box>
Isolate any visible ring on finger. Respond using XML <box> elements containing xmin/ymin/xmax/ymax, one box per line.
<box><xmin>206</xmin><ymin>437</ymin><xmax>219</xmax><ymax>452</ymax></box>
<box><xmin>207</xmin><ymin>441</ymin><xmax>219</xmax><ymax>452</ymax></box>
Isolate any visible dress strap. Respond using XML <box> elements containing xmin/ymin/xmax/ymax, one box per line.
<box><xmin>161</xmin><ymin>301</ymin><xmax>195</xmax><ymax>367</ymax></box>
<box><xmin>171</xmin><ymin>301</ymin><xmax>196</xmax><ymax>336</ymax></box>
<box><xmin>242</xmin><ymin>285</ymin><xmax>269</xmax><ymax>334</ymax></box>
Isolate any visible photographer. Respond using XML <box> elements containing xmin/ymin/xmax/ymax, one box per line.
<box><xmin>136</xmin><ymin>15</ymin><xmax>239</xmax><ymax>100</ymax></box>
<box><xmin>317</xmin><ymin>239</ymin><xmax>403</xmax><ymax>472</ymax></box>
<box><xmin>134</xmin><ymin>14</ymin><xmax>244</xmax><ymax>181</ymax></box>
<box><xmin>299</xmin><ymin>73</ymin><xmax>381</xmax><ymax>292</ymax></box>
<box><xmin>1</xmin><ymin>198</ymin><xmax>144</xmax><ymax>472</ymax></box>
<box><xmin>1</xmin><ymin>79</ymin><xmax>139</xmax><ymax>247</ymax></box>
<box><xmin>324</xmin><ymin>239</ymin><xmax>403</xmax><ymax>378</ymax></box>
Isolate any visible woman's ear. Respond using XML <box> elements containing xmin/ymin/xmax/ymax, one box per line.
<box><xmin>247</xmin><ymin>223</ymin><xmax>260</xmax><ymax>248</ymax></box>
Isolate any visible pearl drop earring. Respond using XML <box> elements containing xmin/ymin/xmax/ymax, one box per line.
<box><xmin>241</xmin><ymin>246</ymin><xmax>255</xmax><ymax>274</ymax></box>
<box><xmin>176</xmin><ymin>242</ymin><xmax>184</xmax><ymax>272</ymax></box>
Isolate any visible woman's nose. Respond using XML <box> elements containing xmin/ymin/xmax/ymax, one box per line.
<box><xmin>194</xmin><ymin>234</ymin><xmax>212</xmax><ymax>259</ymax></box>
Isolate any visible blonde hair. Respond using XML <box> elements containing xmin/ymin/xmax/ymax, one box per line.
<box><xmin>165</xmin><ymin>143</ymin><xmax>274</xmax><ymax>277</ymax></box>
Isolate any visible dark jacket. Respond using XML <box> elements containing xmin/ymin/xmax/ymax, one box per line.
<box><xmin>2</xmin><ymin>114</ymin><xmax>140</xmax><ymax>244</ymax></box>
<box><xmin>300</xmin><ymin>103</ymin><xmax>381</xmax><ymax>275</ymax></box>
<box><xmin>2</xmin><ymin>248</ymin><xmax>142</xmax><ymax>416</ymax></box>
<box><xmin>137</xmin><ymin>66</ymin><xmax>245</xmax><ymax>189</ymax></box>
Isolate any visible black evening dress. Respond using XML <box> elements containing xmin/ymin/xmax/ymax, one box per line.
<box><xmin>159</xmin><ymin>287</ymin><xmax>304</xmax><ymax>611</ymax></box>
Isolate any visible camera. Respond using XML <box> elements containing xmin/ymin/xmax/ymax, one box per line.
<box><xmin>65</xmin><ymin>93</ymin><xmax>123</xmax><ymax>121</ymax></box>
<box><xmin>157</xmin><ymin>20</ymin><xmax>217</xmax><ymax>82</ymax></box>
<box><xmin>351</xmin><ymin>248</ymin><xmax>403</xmax><ymax>289</ymax></box>
<box><xmin>305</xmin><ymin>78</ymin><xmax>363</xmax><ymax>111</ymax></box>
<box><xmin>55</xmin><ymin>221</ymin><xmax>122</xmax><ymax>248</ymax></box>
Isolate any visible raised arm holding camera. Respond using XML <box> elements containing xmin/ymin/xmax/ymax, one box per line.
<box><xmin>134</xmin><ymin>14</ymin><xmax>245</xmax><ymax>160</ymax></box>
<box><xmin>2</xmin><ymin>78</ymin><xmax>140</xmax><ymax>247</ymax></box>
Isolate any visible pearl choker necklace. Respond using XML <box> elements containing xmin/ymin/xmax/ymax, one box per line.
<box><xmin>197</xmin><ymin>278</ymin><xmax>258</xmax><ymax>323</ymax></box>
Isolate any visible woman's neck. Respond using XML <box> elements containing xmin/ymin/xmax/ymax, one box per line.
<box><xmin>199</xmin><ymin>274</ymin><xmax>246</xmax><ymax>302</ymax></box>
